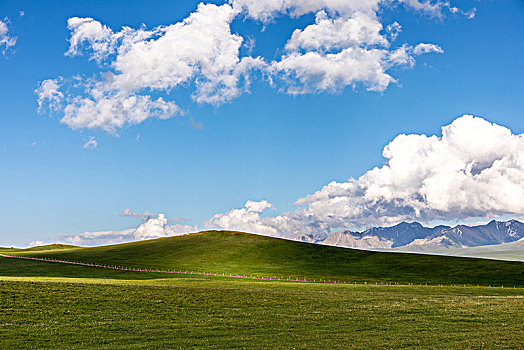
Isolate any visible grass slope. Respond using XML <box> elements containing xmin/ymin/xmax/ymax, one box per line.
<box><xmin>0</xmin><ymin>244</ymin><xmax>77</xmax><ymax>254</ymax></box>
<box><xmin>1</xmin><ymin>233</ymin><xmax>523</xmax><ymax>348</ymax></box>
<box><xmin>9</xmin><ymin>231</ymin><xmax>524</xmax><ymax>286</ymax></box>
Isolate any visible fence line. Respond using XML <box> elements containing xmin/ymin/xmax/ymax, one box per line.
<box><xmin>0</xmin><ymin>253</ymin><xmax>340</xmax><ymax>284</ymax></box>
<box><xmin>0</xmin><ymin>254</ymin><xmax>516</xmax><ymax>288</ymax></box>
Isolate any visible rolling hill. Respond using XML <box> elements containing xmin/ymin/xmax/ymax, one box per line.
<box><xmin>6</xmin><ymin>230</ymin><xmax>524</xmax><ymax>286</ymax></box>
<box><xmin>1</xmin><ymin>231</ymin><xmax>524</xmax><ymax>349</ymax></box>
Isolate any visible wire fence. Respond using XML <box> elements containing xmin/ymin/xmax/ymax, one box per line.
<box><xmin>0</xmin><ymin>253</ymin><xmax>519</xmax><ymax>288</ymax></box>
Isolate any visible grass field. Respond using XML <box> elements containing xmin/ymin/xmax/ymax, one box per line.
<box><xmin>1</xmin><ymin>231</ymin><xmax>523</xmax><ymax>348</ymax></box>
<box><xmin>4</xmin><ymin>231</ymin><xmax>524</xmax><ymax>286</ymax></box>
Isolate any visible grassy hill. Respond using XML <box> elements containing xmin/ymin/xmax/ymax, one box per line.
<box><xmin>1</xmin><ymin>231</ymin><xmax>523</xmax><ymax>348</ymax></box>
<box><xmin>0</xmin><ymin>244</ymin><xmax>77</xmax><ymax>253</ymax></box>
<box><xmin>7</xmin><ymin>230</ymin><xmax>524</xmax><ymax>286</ymax></box>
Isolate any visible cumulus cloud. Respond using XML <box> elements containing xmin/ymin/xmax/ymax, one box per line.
<box><xmin>230</xmin><ymin>0</ymin><xmax>472</xmax><ymax>23</ymax></box>
<box><xmin>231</xmin><ymin>0</ymin><xmax>466</xmax><ymax>94</ymax></box>
<box><xmin>65</xmin><ymin>17</ymin><xmax>120</xmax><ymax>62</ymax></box>
<box><xmin>37</xmin><ymin>3</ymin><xmax>265</xmax><ymax>133</ymax></box>
<box><xmin>32</xmin><ymin>115</ymin><xmax>520</xmax><ymax>245</ymax></box>
<box><xmin>36</xmin><ymin>76</ymin><xmax>180</xmax><ymax>134</ymax></box>
<box><xmin>203</xmin><ymin>200</ymin><xmax>326</xmax><ymax>239</ymax></box>
<box><xmin>300</xmin><ymin>115</ymin><xmax>524</xmax><ymax>226</ymax></box>
<box><xmin>272</xmin><ymin>48</ymin><xmax>397</xmax><ymax>94</ymax></box>
<box><xmin>275</xmin><ymin>10</ymin><xmax>396</xmax><ymax>94</ymax></box>
<box><xmin>230</xmin><ymin>0</ymin><xmax>382</xmax><ymax>22</ymax></box>
<box><xmin>37</xmin><ymin>1</ymin><xmax>468</xmax><ymax>133</ymax></box>
<box><xmin>204</xmin><ymin>200</ymin><xmax>278</xmax><ymax>236</ymax></box>
<box><xmin>268</xmin><ymin>1</ymin><xmax>446</xmax><ymax>94</ymax></box>
<box><xmin>37</xmin><ymin>214</ymin><xmax>197</xmax><ymax>246</ymax></box>
<box><xmin>60</xmin><ymin>81</ymin><xmax>180</xmax><ymax>133</ymax></box>
<box><xmin>206</xmin><ymin>115</ymin><xmax>524</xmax><ymax>238</ymax></box>
<box><xmin>284</xmin><ymin>11</ymin><xmax>387</xmax><ymax>52</ymax></box>
<box><xmin>413</xmin><ymin>43</ymin><xmax>443</xmax><ymax>55</ymax></box>
<box><xmin>0</xmin><ymin>19</ymin><xmax>17</xmax><ymax>55</ymax></box>
<box><xmin>229</xmin><ymin>0</ymin><xmax>471</xmax><ymax>21</ymax></box>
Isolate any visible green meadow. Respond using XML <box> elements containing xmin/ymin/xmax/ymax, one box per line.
<box><xmin>3</xmin><ymin>231</ymin><xmax>524</xmax><ymax>286</ymax></box>
<box><xmin>1</xmin><ymin>231</ymin><xmax>523</xmax><ymax>348</ymax></box>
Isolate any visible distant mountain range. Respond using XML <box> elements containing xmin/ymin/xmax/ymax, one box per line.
<box><xmin>291</xmin><ymin>220</ymin><xmax>524</xmax><ymax>261</ymax></box>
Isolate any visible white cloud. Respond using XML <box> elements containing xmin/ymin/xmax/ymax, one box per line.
<box><xmin>203</xmin><ymin>200</ymin><xmax>326</xmax><ymax>239</ymax></box>
<box><xmin>0</xmin><ymin>19</ymin><xmax>17</xmax><ymax>55</ymax></box>
<box><xmin>83</xmin><ymin>136</ymin><xmax>98</xmax><ymax>150</ymax></box>
<box><xmin>245</xmin><ymin>200</ymin><xmax>273</xmax><ymax>212</ymax></box>
<box><xmin>230</xmin><ymin>0</ymin><xmax>469</xmax><ymax>22</ymax></box>
<box><xmin>269</xmin><ymin>3</ymin><xmax>447</xmax><ymax>94</ymax></box>
<box><xmin>285</xmin><ymin>11</ymin><xmax>387</xmax><ymax>52</ymax></box>
<box><xmin>231</xmin><ymin>0</ymin><xmax>457</xmax><ymax>94</ymax></box>
<box><xmin>31</xmin><ymin>116</ymin><xmax>522</xmax><ymax>245</ymax></box>
<box><xmin>66</xmin><ymin>17</ymin><xmax>118</xmax><ymax>61</ymax></box>
<box><xmin>29</xmin><ymin>240</ymin><xmax>44</xmax><ymax>247</ymax></box>
<box><xmin>204</xmin><ymin>200</ymin><xmax>279</xmax><ymax>236</ymax></box>
<box><xmin>387</xmin><ymin>43</ymin><xmax>442</xmax><ymax>68</ymax></box>
<box><xmin>37</xmin><ymin>3</ymin><xmax>263</xmax><ymax>133</ymax></box>
<box><xmin>108</xmin><ymin>4</ymin><xmax>244</xmax><ymax>96</ymax></box>
<box><xmin>82</xmin><ymin>2</ymin><xmax>266</xmax><ymax>106</ymax></box>
<box><xmin>230</xmin><ymin>0</ymin><xmax>382</xmax><ymax>22</ymax></box>
<box><xmin>272</xmin><ymin>47</ymin><xmax>399</xmax><ymax>94</ymax></box>
<box><xmin>38</xmin><ymin>214</ymin><xmax>197</xmax><ymax>246</ymax></box>
<box><xmin>398</xmin><ymin>0</ymin><xmax>445</xmax><ymax>17</ymax></box>
<box><xmin>399</xmin><ymin>0</ymin><xmax>476</xmax><ymax>19</ymax></box>
<box><xmin>60</xmin><ymin>80</ymin><xmax>180</xmax><ymax>133</ymax></box>
<box><xmin>36</xmin><ymin>77</ymin><xmax>180</xmax><ymax>134</ymax></box>
<box><xmin>413</xmin><ymin>43</ymin><xmax>443</xmax><ymax>55</ymax></box>
<box><xmin>298</xmin><ymin>115</ymin><xmax>524</xmax><ymax>227</ymax></box>
<box><xmin>207</xmin><ymin>116</ymin><xmax>524</xmax><ymax>238</ymax></box>
<box><xmin>386</xmin><ymin>22</ymin><xmax>402</xmax><ymax>40</ymax></box>
<box><xmin>35</xmin><ymin>78</ymin><xmax>64</xmax><ymax>112</ymax></box>
<box><xmin>37</xmin><ymin>1</ymin><xmax>467</xmax><ymax>133</ymax></box>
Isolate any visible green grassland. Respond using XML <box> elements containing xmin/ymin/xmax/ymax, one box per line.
<box><xmin>6</xmin><ymin>231</ymin><xmax>524</xmax><ymax>286</ymax></box>
<box><xmin>1</xmin><ymin>231</ymin><xmax>523</xmax><ymax>348</ymax></box>
<box><xmin>1</xmin><ymin>273</ymin><xmax>523</xmax><ymax>349</ymax></box>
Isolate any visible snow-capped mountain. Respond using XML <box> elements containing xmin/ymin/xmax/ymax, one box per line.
<box><xmin>322</xmin><ymin>230</ymin><xmax>394</xmax><ymax>249</ymax></box>
<box><xmin>359</xmin><ymin>222</ymin><xmax>449</xmax><ymax>247</ymax></box>
<box><xmin>316</xmin><ymin>220</ymin><xmax>524</xmax><ymax>252</ymax></box>
<box><xmin>406</xmin><ymin>219</ymin><xmax>524</xmax><ymax>248</ymax></box>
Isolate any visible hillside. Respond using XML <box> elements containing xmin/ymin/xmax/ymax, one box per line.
<box><xmin>4</xmin><ymin>244</ymin><xmax>77</xmax><ymax>252</ymax></box>
<box><xmin>9</xmin><ymin>230</ymin><xmax>524</xmax><ymax>286</ymax></box>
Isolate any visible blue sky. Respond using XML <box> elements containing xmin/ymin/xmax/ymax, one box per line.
<box><xmin>0</xmin><ymin>0</ymin><xmax>523</xmax><ymax>246</ymax></box>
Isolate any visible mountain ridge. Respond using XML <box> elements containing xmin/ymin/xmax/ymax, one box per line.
<box><xmin>301</xmin><ymin>220</ymin><xmax>524</xmax><ymax>256</ymax></box>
